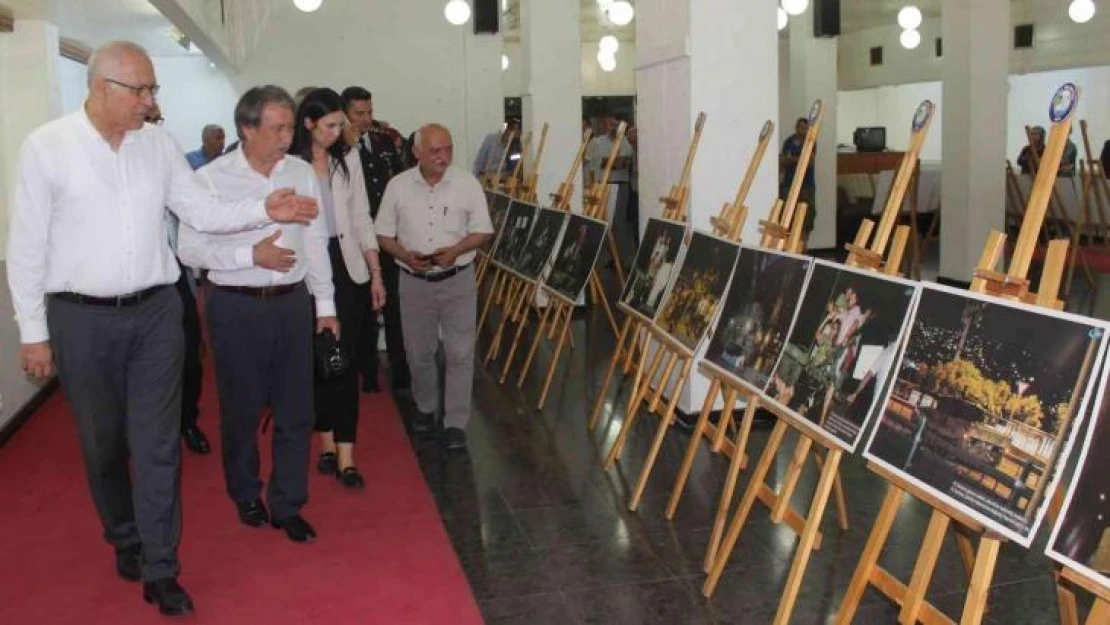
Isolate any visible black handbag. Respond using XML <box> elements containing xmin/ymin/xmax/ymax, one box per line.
<box><xmin>313</xmin><ymin>328</ymin><xmax>350</xmax><ymax>381</ymax></box>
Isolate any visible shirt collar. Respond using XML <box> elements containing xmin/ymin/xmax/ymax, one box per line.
<box><xmin>231</xmin><ymin>145</ymin><xmax>289</xmax><ymax>178</ymax></box>
<box><xmin>76</xmin><ymin>105</ymin><xmax>140</xmax><ymax>147</ymax></box>
<box><xmin>413</xmin><ymin>165</ymin><xmax>453</xmax><ymax>188</ymax></box>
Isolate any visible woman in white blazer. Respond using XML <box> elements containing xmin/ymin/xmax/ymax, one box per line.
<box><xmin>290</xmin><ymin>88</ymin><xmax>386</xmax><ymax>489</ymax></box>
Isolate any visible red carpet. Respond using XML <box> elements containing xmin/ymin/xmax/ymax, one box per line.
<box><xmin>0</xmin><ymin>369</ymin><xmax>482</xmax><ymax>624</ymax></box>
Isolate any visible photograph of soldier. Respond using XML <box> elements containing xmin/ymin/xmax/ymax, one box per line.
<box><xmin>654</xmin><ymin>231</ymin><xmax>740</xmax><ymax>352</ymax></box>
<box><xmin>703</xmin><ymin>248</ymin><xmax>812</xmax><ymax>390</ymax></box>
<box><xmin>545</xmin><ymin>214</ymin><xmax>609</xmax><ymax>302</ymax></box>
<box><xmin>511</xmin><ymin>208</ymin><xmax>566</xmax><ymax>280</ymax></box>
<box><xmin>865</xmin><ymin>283</ymin><xmax>1106</xmax><ymax>544</ymax></box>
<box><xmin>619</xmin><ymin>218</ymin><xmax>687</xmax><ymax>321</ymax></box>
<box><xmin>491</xmin><ymin>201</ymin><xmax>536</xmax><ymax>266</ymax></box>
<box><xmin>767</xmin><ymin>261</ymin><xmax>916</xmax><ymax>451</ymax></box>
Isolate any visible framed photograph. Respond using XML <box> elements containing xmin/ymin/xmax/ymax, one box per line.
<box><xmin>765</xmin><ymin>260</ymin><xmax>918</xmax><ymax>452</ymax></box>
<box><xmin>545</xmin><ymin>214</ymin><xmax>609</xmax><ymax>303</ymax></box>
<box><xmin>864</xmin><ymin>282</ymin><xmax>1108</xmax><ymax>546</ymax></box>
<box><xmin>510</xmin><ymin>208</ymin><xmax>567</xmax><ymax>281</ymax></box>
<box><xmin>483</xmin><ymin>192</ymin><xmax>513</xmax><ymax>255</ymax></box>
<box><xmin>1046</xmin><ymin>370</ymin><xmax>1110</xmax><ymax>588</ymax></box>
<box><xmin>619</xmin><ymin>218</ymin><xmax>687</xmax><ymax>322</ymax></box>
<box><xmin>654</xmin><ymin>230</ymin><xmax>740</xmax><ymax>353</ymax></box>
<box><xmin>491</xmin><ymin>200</ymin><xmax>537</xmax><ymax>268</ymax></box>
<box><xmin>703</xmin><ymin>246</ymin><xmax>814</xmax><ymax>391</ymax></box>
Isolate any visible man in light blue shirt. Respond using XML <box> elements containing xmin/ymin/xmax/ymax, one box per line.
<box><xmin>184</xmin><ymin>124</ymin><xmax>225</xmax><ymax>170</ymax></box>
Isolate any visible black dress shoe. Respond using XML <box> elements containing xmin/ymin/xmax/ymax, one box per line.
<box><xmin>411</xmin><ymin>412</ymin><xmax>434</xmax><ymax>435</ymax></box>
<box><xmin>142</xmin><ymin>578</ymin><xmax>194</xmax><ymax>616</ymax></box>
<box><xmin>336</xmin><ymin>466</ymin><xmax>365</xmax><ymax>489</ymax></box>
<box><xmin>271</xmin><ymin>514</ymin><xmax>317</xmax><ymax>543</ymax></box>
<box><xmin>236</xmin><ymin>499</ymin><xmax>270</xmax><ymax>528</ymax></box>
<box><xmin>181</xmin><ymin>425</ymin><xmax>211</xmax><ymax>455</ymax></box>
<box><xmin>444</xmin><ymin>427</ymin><xmax>468</xmax><ymax>451</ymax></box>
<box><xmin>316</xmin><ymin>451</ymin><xmax>338</xmax><ymax>475</ymax></box>
<box><xmin>115</xmin><ymin>544</ymin><xmax>142</xmax><ymax>582</ymax></box>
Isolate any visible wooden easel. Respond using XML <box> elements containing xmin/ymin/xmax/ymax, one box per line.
<box><xmin>1055</xmin><ymin>564</ymin><xmax>1110</xmax><ymax>625</ymax></box>
<box><xmin>835</xmin><ymin>84</ymin><xmax>1079</xmax><ymax>625</ymax></box>
<box><xmin>518</xmin><ymin>122</ymin><xmax>550</xmax><ymax>203</ymax></box>
<box><xmin>501</xmin><ymin>130</ymin><xmax>532</xmax><ymax>200</ymax></box>
<box><xmin>699</xmin><ymin>102</ymin><xmax>932</xmax><ymax>625</ymax></box>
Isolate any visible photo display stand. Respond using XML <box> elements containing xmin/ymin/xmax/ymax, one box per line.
<box><xmin>580</xmin><ymin>121</ymin><xmax>631</xmax><ymax>336</ymax></box>
<box><xmin>1064</xmin><ymin>118</ymin><xmax>1108</xmax><ymax>299</ymax></box>
<box><xmin>836</xmin><ymin>84</ymin><xmax>1080</xmax><ymax>625</ymax></box>
<box><xmin>477</xmin><ymin>126</ymin><xmax>534</xmax><ymax>287</ymax></box>
<box><xmin>587</xmin><ymin>112</ymin><xmax>711</xmax><ymax>432</ymax></box>
<box><xmin>697</xmin><ymin>101</ymin><xmax>928</xmax><ymax>625</ymax></box>
<box><xmin>520</xmin><ymin>122</ymin><xmax>550</xmax><ymax>204</ymax></box>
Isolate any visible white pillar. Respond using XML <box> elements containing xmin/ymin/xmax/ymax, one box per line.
<box><xmin>637</xmin><ymin>0</ymin><xmax>779</xmax><ymax>414</ymax></box>
<box><xmin>0</xmin><ymin>20</ymin><xmax>62</xmax><ymax>258</ymax></box>
<box><xmin>939</xmin><ymin>0</ymin><xmax>1008</xmax><ymax>283</ymax></box>
<box><xmin>520</xmin><ymin>0</ymin><xmax>582</xmax><ymax>211</ymax></box>
<box><xmin>463</xmin><ymin>29</ymin><xmax>503</xmax><ymax>173</ymax></box>
<box><xmin>786</xmin><ymin>6</ymin><xmax>838</xmax><ymax>250</ymax></box>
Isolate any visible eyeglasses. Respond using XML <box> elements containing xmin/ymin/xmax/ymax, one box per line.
<box><xmin>104</xmin><ymin>77</ymin><xmax>160</xmax><ymax>99</ymax></box>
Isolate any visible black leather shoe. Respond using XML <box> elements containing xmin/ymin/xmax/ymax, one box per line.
<box><xmin>316</xmin><ymin>451</ymin><xmax>338</xmax><ymax>475</ymax></box>
<box><xmin>444</xmin><ymin>427</ymin><xmax>468</xmax><ymax>451</ymax></box>
<box><xmin>271</xmin><ymin>515</ymin><xmax>317</xmax><ymax>543</ymax></box>
<box><xmin>411</xmin><ymin>412</ymin><xmax>434</xmax><ymax>435</ymax></box>
<box><xmin>236</xmin><ymin>499</ymin><xmax>270</xmax><ymax>528</ymax></box>
<box><xmin>337</xmin><ymin>467</ymin><xmax>365</xmax><ymax>489</ymax></box>
<box><xmin>181</xmin><ymin>425</ymin><xmax>211</xmax><ymax>455</ymax></box>
<box><xmin>142</xmin><ymin>578</ymin><xmax>194</xmax><ymax>616</ymax></box>
<box><xmin>115</xmin><ymin>544</ymin><xmax>141</xmax><ymax>582</ymax></box>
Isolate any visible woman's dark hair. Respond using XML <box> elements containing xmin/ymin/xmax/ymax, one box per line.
<box><xmin>403</xmin><ymin>131</ymin><xmax>419</xmax><ymax>169</ymax></box>
<box><xmin>289</xmin><ymin>87</ymin><xmax>349</xmax><ymax>181</ymax></box>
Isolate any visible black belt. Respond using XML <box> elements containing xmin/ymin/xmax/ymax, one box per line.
<box><xmin>209</xmin><ymin>281</ymin><xmax>304</xmax><ymax>298</ymax></box>
<box><xmin>401</xmin><ymin>264</ymin><xmax>470</xmax><ymax>283</ymax></box>
<box><xmin>52</xmin><ymin>284</ymin><xmax>170</xmax><ymax>307</ymax></box>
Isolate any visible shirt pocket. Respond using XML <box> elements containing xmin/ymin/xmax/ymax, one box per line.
<box><xmin>445</xmin><ymin>205</ymin><xmax>468</xmax><ymax>236</ymax></box>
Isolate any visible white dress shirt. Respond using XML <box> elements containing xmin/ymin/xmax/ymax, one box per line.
<box><xmin>177</xmin><ymin>149</ymin><xmax>335</xmax><ymax>317</ymax></box>
<box><xmin>375</xmin><ymin>165</ymin><xmax>493</xmax><ymax>273</ymax></box>
<box><xmin>6</xmin><ymin>108</ymin><xmax>271</xmax><ymax>344</ymax></box>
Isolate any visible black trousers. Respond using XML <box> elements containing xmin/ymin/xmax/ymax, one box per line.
<box><xmin>48</xmin><ymin>286</ymin><xmax>184</xmax><ymax>582</ymax></box>
<box><xmin>173</xmin><ymin>262</ymin><xmax>202</xmax><ymax>429</ymax></box>
<box><xmin>359</xmin><ymin>251</ymin><xmax>408</xmax><ymax>386</ymax></box>
<box><xmin>314</xmin><ymin>239</ymin><xmax>366</xmax><ymax>444</ymax></box>
<box><xmin>205</xmin><ymin>283</ymin><xmax>314</xmax><ymax>520</ymax></box>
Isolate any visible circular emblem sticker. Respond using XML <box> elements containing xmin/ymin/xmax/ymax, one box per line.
<box><xmin>759</xmin><ymin>120</ymin><xmax>773</xmax><ymax>140</ymax></box>
<box><xmin>808</xmin><ymin>100</ymin><xmax>822</xmax><ymax>124</ymax></box>
<box><xmin>912</xmin><ymin>100</ymin><xmax>934</xmax><ymax>131</ymax></box>
<box><xmin>1049</xmin><ymin>83</ymin><xmax>1078</xmax><ymax>122</ymax></box>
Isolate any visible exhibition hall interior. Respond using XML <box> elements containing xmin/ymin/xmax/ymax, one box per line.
<box><xmin>4</xmin><ymin>0</ymin><xmax>1110</xmax><ymax>623</ymax></box>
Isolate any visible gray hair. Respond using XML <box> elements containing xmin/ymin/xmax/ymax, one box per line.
<box><xmin>233</xmin><ymin>86</ymin><xmax>295</xmax><ymax>141</ymax></box>
<box><xmin>414</xmin><ymin>123</ymin><xmax>451</xmax><ymax>150</ymax></box>
<box><xmin>87</xmin><ymin>40</ymin><xmax>150</xmax><ymax>87</ymax></box>
<box><xmin>201</xmin><ymin>124</ymin><xmax>224</xmax><ymax>139</ymax></box>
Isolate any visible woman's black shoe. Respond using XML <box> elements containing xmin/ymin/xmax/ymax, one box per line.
<box><xmin>336</xmin><ymin>466</ymin><xmax>365</xmax><ymax>489</ymax></box>
<box><xmin>316</xmin><ymin>451</ymin><xmax>338</xmax><ymax>475</ymax></box>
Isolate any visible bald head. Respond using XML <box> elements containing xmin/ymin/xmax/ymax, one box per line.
<box><xmin>87</xmin><ymin>41</ymin><xmax>152</xmax><ymax>87</ymax></box>
<box><xmin>414</xmin><ymin>124</ymin><xmax>454</xmax><ymax>180</ymax></box>
<box><xmin>85</xmin><ymin>40</ymin><xmax>158</xmax><ymax>136</ymax></box>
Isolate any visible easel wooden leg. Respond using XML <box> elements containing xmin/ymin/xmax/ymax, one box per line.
<box><xmin>958</xmin><ymin>536</ymin><xmax>1000</xmax><ymax>625</ymax></box>
<box><xmin>604</xmin><ymin>228</ymin><xmax>627</xmax><ymax>285</ymax></box>
<box><xmin>772</xmin><ymin>449</ymin><xmax>843</xmax><ymax>625</ymax></box>
<box><xmin>628</xmin><ymin>357</ymin><xmax>692</xmax><ymax>511</ymax></box>
<box><xmin>478</xmin><ymin>269</ymin><xmax>504</xmax><ymax>330</ymax></box>
<box><xmin>954</xmin><ymin>524</ymin><xmax>978</xmax><ymax>578</ymax></box>
<box><xmin>499</xmin><ymin>284</ymin><xmax>537</xmax><ymax>384</ymax></box>
<box><xmin>834</xmin><ymin>485</ymin><xmax>903</xmax><ymax>625</ymax></box>
<box><xmin>1086</xmin><ymin>599</ymin><xmax>1110</xmax><ymax>625</ymax></box>
<box><xmin>899</xmin><ymin>510</ymin><xmax>951</xmax><ymax>623</ymax></box>
<box><xmin>709</xmin><ymin>389</ymin><xmax>739</xmax><ymax>453</ymax></box>
<box><xmin>605</xmin><ymin>341</ymin><xmax>665</xmax><ymax>468</ymax></box>
<box><xmin>589</xmin><ymin>270</ymin><xmax>619</xmax><ymax>334</ymax></box>
<box><xmin>770</xmin><ymin>436</ymin><xmax>813</xmax><ymax>523</ymax></box>
<box><xmin>813</xmin><ymin>451</ymin><xmax>850</xmax><ymax>531</ymax></box>
<box><xmin>485</xmin><ymin>277</ymin><xmax>524</xmax><ymax>364</ymax></box>
<box><xmin>701</xmin><ymin>399</ymin><xmax>758</xmax><ymax>569</ymax></box>
<box><xmin>665</xmin><ymin>378</ymin><xmax>721</xmax><ymax>519</ymax></box>
<box><xmin>1056</xmin><ymin>576</ymin><xmax>1081</xmax><ymax>625</ymax></box>
<box><xmin>703</xmin><ymin>419</ymin><xmax>789</xmax><ymax>594</ymax></box>
<box><xmin>537</xmin><ymin>304</ymin><xmax>573</xmax><ymax>409</ymax></box>
<box><xmin>588</xmin><ymin>315</ymin><xmax>633</xmax><ymax>430</ymax></box>
<box><xmin>648</xmin><ymin>352</ymin><xmax>679</xmax><ymax>414</ymax></box>
<box><xmin>517</xmin><ymin>300</ymin><xmax>555</xmax><ymax>388</ymax></box>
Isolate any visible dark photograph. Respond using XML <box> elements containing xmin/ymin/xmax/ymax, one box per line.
<box><xmin>766</xmin><ymin>261</ymin><xmax>917</xmax><ymax>452</ymax></box>
<box><xmin>482</xmin><ymin>192</ymin><xmax>513</xmax><ymax>254</ymax></box>
<box><xmin>655</xmin><ymin>231</ymin><xmax>740</xmax><ymax>352</ymax></box>
<box><xmin>491</xmin><ymin>200</ymin><xmax>536</xmax><ymax>267</ymax></box>
<box><xmin>1048</xmin><ymin>376</ymin><xmax>1110</xmax><ymax>588</ymax></box>
<box><xmin>865</xmin><ymin>283</ymin><xmax>1107</xmax><ymax>545</ymax></box>
<box><xmin>546</xmin><ymin>214</ymin><xmax>608</xmax><ymax>303</ymax></box>
<box><xmin>619</xmin><ymin>218</ymin><xmax>687</xmax><ymax>321</ymax></box>
<box><xmin>703</xmin><ymin>247</ymin><xmax>813</xmax><ymax>390</ymax></box>
<box><xmin>510</xmin><ymin>208</ymin><xmax>566</xmax><ymax>281</ymax></box>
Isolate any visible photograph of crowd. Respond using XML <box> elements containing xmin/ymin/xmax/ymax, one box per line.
<box><xmin>483</xmin><ymin>192</ymin><xmax>513</xmax><ymax>254</ymax></box>
<box><xmin>703</xmin><ymin>247</ymin><xmax>813</xmax><ymax>390</ymax></box>
<box><xmin>511</xmin><ymin>208</ymin><xmax>566</xmax><ymax>280</ymax></box>
<box><xmin>1047</xmin><ymin>376</ymin><xmax>1110</xmax><ymax>589</ymax></box>
<box><xmin>491</xmin><ymin>200</ymin><xmax>536</xmax><ymax>267</ymax></box>
<box><xmin>545</xmin><ymin>215</ymin><xmax>609</xmax><ymax>303</ymax></box>
<box><xmin>865</xmin><ymin>283</ymin><xmax>1107</xmax><ymax>545</ymax></box>
<box><xmin>766</xmin><ymin>261</ymin><xmax>917</xmax><ymax>451</ymax></box>
<box><xmin>619</xmin><ymin>218</ymin><xmax>687</xmax><ymax>321</ymax></box>
<box><xmin>655</xmin><ymin>231</ymin><xmax>740</xmax><ymax>352</ymax></box>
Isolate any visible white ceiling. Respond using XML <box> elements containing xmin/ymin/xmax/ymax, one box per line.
<box><xmin>841</xmin><ymin>0</ymin><xmax>942</xmax><ymax>32</ymax></box>
<box><xmin>0</xmin><ymin>0</ymin><xmax>198</xmax><ymax>56</ymax></box>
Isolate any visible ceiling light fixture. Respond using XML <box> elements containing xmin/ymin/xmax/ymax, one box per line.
<box><xmin>781</xmin><ymin>0</ymin><xmax>809</xmax><ymax>17</ymax></box>
<box><xmin>599</xmin><ymin>35</ymin><xmax>620</xmax><ymax>53</ymax></box>
<box><xmin>293</xmin><ymin>0</ymin><xmax>323</xmax><ymax>13</ymax></box>
<box><xmin>1069</xmin><ymin>0</ymin><xmax>1096</xmax><ymax>23</ymax></box>
<box><xmin>778</xmin><ymin>7</ymin><xmax>789</xmax><ymax>30</ymax></box>
<box><xmin>598</xmin><ymin>52</ymin><xmax>617</xmax><ymax>72</ymax></box>
<box><xmin>607</xmin><ymin>1</ymin><xmax>634</xmax><ymax>26</ymax></box>
<box><xmin>444</xmin><ymin>0</ymin><xmax>472</xmax><ymax>25</ymax></box>
<box><xmin>897</xmin><ymin>5</ymin><xmax>922</xmax><ymax>30</ymax></box>
<box><xmin>900</xmin><ymin>28</ymin><xmax>921</xmax><ymax>49</ymax></box>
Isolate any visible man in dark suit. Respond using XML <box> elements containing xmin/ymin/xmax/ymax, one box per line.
<box><xmin>341</xmin><ymin>86</ymin><xmax>410</xmax><ymax>392</ymax></box>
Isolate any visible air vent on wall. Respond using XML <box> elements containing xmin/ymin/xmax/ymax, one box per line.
<box><xmin>1014</xmin><ymin>23</ymin><xmax>1034</xmax><ymax>49</ymax></box>
<box><xmin>870</xmin><ymin>46</ymin><xmax>883</xmax><ymax>66</ymax></box>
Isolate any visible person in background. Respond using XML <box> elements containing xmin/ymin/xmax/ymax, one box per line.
<box><xmin>403</xmin><ymin>131</ymin><xmax>419</xmax><ymax>169</ymax></box>
<box><xmin>472</xmin><ymin>118</ymin><xmax>521</xmax><ymax>179</ymax></box>
<box><xmin>341</xmin><ymin>86</ymin><xmax>410</xmax><ymax>394</ymax></box>
<box><xmin>1062</xmin><ymin>127</ymin><xmax>1078</xmax><ymax>177</ymax></box>
<box><xmin>7</xmin><ymin>41</ymin><xmax>318</xmax><ymax>616</ymax></box>
<box><xmin>376</xmin><ymin>123</ymin><xmax>493</xmax><ymax>451</ymax></box>
<box><xmin>779</xmin><ymin>116</ymin><xmax>816</xmax><ymax>235</ymax></box>
<box><xmin>291</xmin><ymin>88</ymin><xmax>386</xmax><ymax>489</ymax></box>
<box><xmin>185</xmin><ymin>124</ymin><xmax>225</xmax><ymax>170</ymax></box>
<box><xmin>1017</xmin><ymin>125</ymin><xmax>1046</xmax><ymax>176</ymax></box>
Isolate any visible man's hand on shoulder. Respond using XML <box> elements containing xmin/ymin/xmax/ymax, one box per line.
<box><xmin>265</xmin><ymin>188</ymin><xmax>318</xmax><ymax>225</ymax></box>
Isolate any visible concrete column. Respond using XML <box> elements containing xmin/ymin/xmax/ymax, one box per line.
<box><xmin>520</xmin><ymin>0</ymin><xmax>583</xmax><ymax>210</ymax></box>
<box><xmin>637</xmin><ymin>0</ymin><xmax>779</xmax><ymax>413</ymax></box>
<box><xmin>0</xmin><ymin>20</ymin><xmax>62</xmax><ymax>257</ymax></box>
<box><xmin>939</xmin><ymin>0</ymin><xmax>1009</xmax><ymax>283</ymax></box>
<box><xmin>785</xmin><ymin>6</ymin><xmax>838</xmax><ymax>250</ymax></box>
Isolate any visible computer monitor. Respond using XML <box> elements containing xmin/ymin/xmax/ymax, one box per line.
<box><xmin>853</xmin><ymin>127</ymin><xmax>887</xmax><ymax>152</ymax></box>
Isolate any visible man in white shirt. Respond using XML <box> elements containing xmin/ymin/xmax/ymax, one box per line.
<box><xmin>178</xmin><ymin>85</ymin><xmax>336</xmax><ymax>545</ymax></box>
<box><xmin>377</xmin><ymin>123</ymin><xmax>493</xmax><ymax>451</ymax></box>
<box><xmin>5</xmin><ymin>41</ymin><xmax>318</xmax><ymax>617</ymax></box>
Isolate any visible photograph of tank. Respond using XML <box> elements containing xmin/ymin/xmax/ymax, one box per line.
<box><xmin>619</xmin><ymin>218</ymin><xmax>687</xmax><ymax>322</ymax></box>
<box><xmin>654</xmin><ymin>231</ymin><xmax>740</xmax><ymax>352</ymax></box>
<box><xmin>545</xmin><ymin>214</ymin><xmax>609</xmax><ymax>303</ymax></box>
